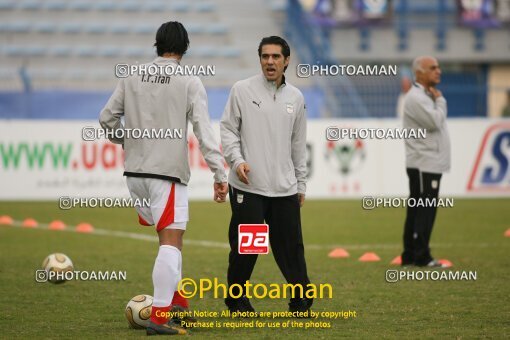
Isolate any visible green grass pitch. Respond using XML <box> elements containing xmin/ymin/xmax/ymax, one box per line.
<box><xmin>0</xmin><ymin>199</ymin><xmax>509</xmax><ymax>338</ymax></box>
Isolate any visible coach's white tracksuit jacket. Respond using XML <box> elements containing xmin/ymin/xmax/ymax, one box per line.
<box><xmin>99</xmin><ymin>57</ymin><xmax>227</xmax><ymax>184</ymax></box>
<box><xmin>220</xmin><ymin>74</ymin><xmax>307</xmax><ymax>197</ymax></box>
<box><xmin>403</xmin><ymin>83</ymin><xmax>451</xmax><ymax>174</ymax></box>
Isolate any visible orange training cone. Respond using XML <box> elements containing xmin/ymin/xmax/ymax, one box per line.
<box><xmin>504</xmin><ymin>229</ymin><xmax>510</xmax><ymax>237</ymax></box>
<box><xmin>328</xmin><ymin>248</ymin><xmax>350</xmax><ymax>258</ymax></box>
<box><xmin>0</xmin><ymin>215</ymin><xmax>13</xmax><ymax>225</ymax></box>
<box><xmin>22</xmin><ymin>218</ymin><xmax>38</xmax><ymax>228</ymax></box>
<box><xmin>49</xmin><ymin>220</ymin><xmax>66</xmax><ymax>230</ymax></box>
<box><xmin>76</xmin><ymin>222</ymin><xmax>94</xmax><ymax>233</ymax></box>
<box><xmin>359</xmin><ymin>252</ymin><xmax>380</xmax><ymax>262</ymax></box>
<box><xmin>438</xmin><ymin>259</ymin><xmax>453</xmax><ymax>268</ymax></box>
<box><xmin>390</xmin><ymin>255</ymin><xmax>402</xmax><ymax>265</ymax></box>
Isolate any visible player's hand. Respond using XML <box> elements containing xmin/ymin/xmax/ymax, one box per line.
<box><xmin>214</xmin><ymin>182</ymin><xmax>228</xmax><ymax>203</ymax></box>
<box><xmin>428</xmin><ymin>87</ymin><xmax>442</xmax><ymax>100</ymax></box>
<box><xmin>236</xmin><ymin>163</ymin><xmax>250</xmax><ymax>185</ymax></box>
<box><xmin>298</xmin><ymin>193</ymin><xmax>305</xmax><ymax>207</ymax></box>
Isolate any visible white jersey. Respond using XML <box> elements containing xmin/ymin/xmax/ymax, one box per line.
<box><xmin>99</xmin><ymin>57</ymin><xmax>227</xmax><ymax>185</ymax></box>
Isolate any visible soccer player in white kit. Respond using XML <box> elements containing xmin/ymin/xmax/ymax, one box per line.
<box><xmin>100</xmin><ymin>21</ymin><xmax>228</xmax><ymax>335</ymax></box>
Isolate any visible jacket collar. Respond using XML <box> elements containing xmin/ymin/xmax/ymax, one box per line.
<box><xmin>413</xmin><ymin>82</ymin><xmax>425</xmax><ymax>90</ymax></box>
<box><xmin>261</xmin><ymin>73</ymin><xmax>286</xmax><ymax>90</ymax></box>
<box><xmin>414</xmin><ymin>82</ymin><xmax>435</xmax><ymax>100</ymax></box>
<box><xmin>152</xmin><ymin>57</ymin><xmax>180</xmax><ymax>65</ymax></box>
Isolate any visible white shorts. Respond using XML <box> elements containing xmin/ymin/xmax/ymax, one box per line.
<box><xmin>126</xmin><ymin>177</ymin><xmax>188</xmax><ymax>231</ymax></box>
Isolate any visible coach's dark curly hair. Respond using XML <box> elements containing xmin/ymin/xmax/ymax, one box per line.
<box><xmin>154</xmin><ymin>21</ymin><xmax>189</xmax><ymax>56</ymax></box>
<box><xmin>257</xmin><ymin>36</ymin><xmax>290</xmax><ymax>71</ymax></box>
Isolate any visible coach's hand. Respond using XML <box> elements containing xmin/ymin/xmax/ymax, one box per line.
<box><xmin>298</xmin><ymin>193</ymin><xmax>305</xmax><ymax>207</ymax></box>
<box><xmin>214</xmin><ymin>182</ymin><xmax>228</xmax><ymax>203</ymax></box>
<box><xmin>428</xmin><ymin>87</ymin><xmax>442</xmax><ymax>100</ymax></box>
<box><xmin>236</xmin><ymin>163</ymin><xmax>250</xmax><ymax>185</ymax></box>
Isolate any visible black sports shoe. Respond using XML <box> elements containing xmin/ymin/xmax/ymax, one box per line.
<box><xmin>170</xmin><ymin>305</ymin><xmax>197</xmax><ymax>329</ymax></box>
<box><xmin>146</xmin><ymin>320</ymin><xmax>187</xmax><ymax>336</ymax></box>
<box><xmin>225</xmin><ymin>295</ymin><xmax>255</xmax><ymax>313</ymax></box>
<box><xmin>288</xmin><ymin>297</ymin><xmax>313</xmax><ymax>317</ymax></box>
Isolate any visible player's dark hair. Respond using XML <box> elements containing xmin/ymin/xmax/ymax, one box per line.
<box><xmin>154</xmin><ymin>21</ymin><xmax>189</xmax><ymax>57</ymax></box>
<box><xmin>258</xmin><ymin>36</ymin><xmax>290</xmax><ymax>58</ymax></box>
<box><xmin>258</xmin><ymin>36</ymin><xmax>290</xmax><ymax>72</ymax></box>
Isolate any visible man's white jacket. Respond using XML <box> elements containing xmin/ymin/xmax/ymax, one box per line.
<box><xmin>220</xmin><ymin>74</ymin><xmax>307</xmax><ymax>197</ymax></box>
<box><xmin>403</xmin><ymin>83</ymin><xmax>451</xmax><ymax>174</ymax></box>
<box><xmin>99</xmin><ymin>57</ymin><xmax>227</xmax><ymax>184</ymax></box>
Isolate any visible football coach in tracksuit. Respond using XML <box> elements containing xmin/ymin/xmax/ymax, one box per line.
<box><xmin>401</xmin><ymin>56</ymin><xmax>451</xmax><ymax>268</ymax></box>
<box><xmin>220</xmin><ymin>36</ymin><xmax>312</xmax><ymax>314</ymax></box>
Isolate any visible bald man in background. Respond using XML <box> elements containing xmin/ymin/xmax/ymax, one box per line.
<box><xmin>401</xmin><ymin>56</ymin><xmax>451</xmax><ymax>268</ymax></box>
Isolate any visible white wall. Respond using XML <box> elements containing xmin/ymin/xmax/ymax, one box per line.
<box><xmin>1</xmin><ymin>119</ymin><xmax>509</xmax><ymax>200</ymax></box>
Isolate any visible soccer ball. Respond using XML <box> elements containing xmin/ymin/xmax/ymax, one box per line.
<box><xmin>42</xmin><ymin>253</ymin><xmax>74</xmax><ymax>284</ymax></box>
<box><xmin>125</xmin><ymin>294</ymin><xmax>153</xmax><ymax>329</ymax></box>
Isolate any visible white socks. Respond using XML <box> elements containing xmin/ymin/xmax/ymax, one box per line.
<box><xmin>152</xmin><ymin>245</ymin><xmax>181</xmax><ymax>307</ymax></box>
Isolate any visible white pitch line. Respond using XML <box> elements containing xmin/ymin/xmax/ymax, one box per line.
<box><xmin>6</xmin><ymin>220</ymin><xmax>231</xmax><ymax>248</ymax></box>
<box><xmin>3</xmin><ymin>220</ymin><xmax>506</xmax><ymax>251</ymax></box>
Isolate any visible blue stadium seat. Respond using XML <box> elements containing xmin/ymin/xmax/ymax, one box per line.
<box><xmin>68</xmin><ymin>70</ymin><xmax>87</xmax><ymax>80</ymax></box>
<box><xmin>193</xmin><ymin>46</ymin><xmax>216</xmax><ymax>58</ymax></box>
<box><xmin>125</xmin><ymin>47</ymin><xmax>147</xmax><ymax>58</ymax></box>
<box><xmin>90</xmin><ymin>70</ymin><xmax>112</xmax><ymax>80</ymax></box>
<box><xmin>19</xmin><ymin>0</ymin><xmax>42</xmax><ymax>11</ymax></box>
<box><xmin>220</xmin><ymin>47</ymin><xmax>241</xmax><ymax>58</ymax></box>
<box><xmin>120</xmin><ymin>1</ymin><xmax>141</xmax><ymax>12</ymax></box>
<box><xmin>94</xmin><ymin>1</ymin><xmax>116</xmax><ymax>11</ymax></box>
<box><xmin>6</xmin><ymin>22</ymin><xmax>31</xmax><ymax>33</ymax></box>
<box><xmin>186</xmin><ymin>23</ymin><xmax>205</xmax><ymax>34</ymax></box>
<box><xmin>110</xmin><ymin>24</ymin><xmax>131</xmax><ymax>34</ymax></box>
<box><xmin>98</xmin><ymin>46</ymin><xmax>120</xmax><ymax>58</ymax></box>
<box><xmin>76</xmin><ymin>46</ymin><xmax>95</xmax><ymax>57</ymax></box>
<box><xmin>0</xmin><ymin>69</ymin><xmax>15</xmax><ymax>80</ymax></box>
<box><xmin>169</xmin><ymin>2</ymin><xmax>190</xmax><ymax>12</ymax></box>
<box><xmin>195</xmin><ymin>2</ymin><xmax>216</xmax><ymax>12</ymax></box>
<box><xmin>3</xmin><ymin>45</ymin><xmax>47</xmax><ymax>57</ymax></box>
<box><xmin>34</xmin><ymin>22</ymin><xmax>57</xmax><ymax>33</ymax></box>
<box><xmin>27</xmin><ymin>46</ymin><xmax>47</xmax><ymax>56</ymax></box>
<box><xmin>133</xmin><ymin>24</ymin><xmax>155</xmax><ymax>34</ymax></box>
<box><xmin>207</xmin><ymin>24</ymin><xmax>228</xmax><ymax>35</ymax></box>
<box><xmin>44</xmin><ymin>1</ymin><xmax>66</xmax><ymax>11</ymax></box>
<box><xmin>41</xmin><ymin>69</ymin><xmax>62</xmax><ymax>80</ymax></box>
<box><xmin>85</xmin><ymin>23</ymin><xmax>107</xmax><ymax>34</ymax></box>
<box><xmin>0</xmin><ymin>0</ymin><xmax>15</xmax><ymax>10</ymax></box>
<box><xmin>4</xmin><ymin>46</ymin><xmax>25</xmax><ymax>56</ymax></box>
<box><xmin>144</xmin><ymin>2</ymin><xmax>166</xmax><ymax>12</ymax></box>
<box><xmin>51</xmin><ymin>46</ymin><xmax>72</xmax><ymax>57</ymax></box>
<box><xmin>61</xmin><ymin>22</ymin><xmax>82</xmax><ymax>34</ymax></box>
<box><xmin>69</xmin><ymin>1</ymin><xmax>91</xmax><ymax>11</ymax></box>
